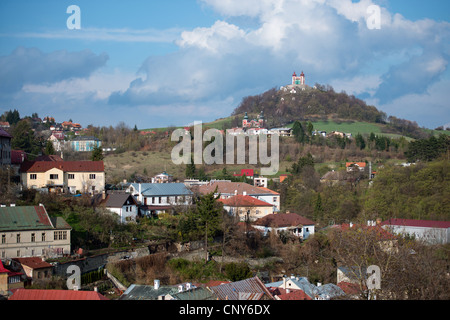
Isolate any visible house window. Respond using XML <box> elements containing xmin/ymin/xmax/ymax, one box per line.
<box><xmin>68</xmin><ymin>174</ymin><xmax>75</xmax><ymax>179</ymax></box>
<box><xmin>42</xmin><ymin>232</ymin><xmax>46</xmax><ymax>241</ymax></box>
<box><xmin>54</xmin><ymin>231</ymin><xmax>67</xmax><ymax>240</ymax></box>
<box><xmin>273</xmin><ymin>197</ymin><xmax>277</xmax><ymax>202</ymax></box>
<box><xmin>1</xmin><ymin>234</ymin><xmax>5</xmax><ymax>244</ymax></box>
<box><xmin>17</xmin><ymin>250</ymin><xmax>20</xmax><ymax>257</ymax></box>
<box><xmin>31</xmin><ymin>233</ymin><xmax>35</xmax><ymax>242</ymax></box>
<box><xmin>152</xmin><ymin>197</ymin><xmax>155</xmax><ymax>204</ymax></box>
<box><xmin>158</xmin><ymin>197</ymin><xmax>162</xmax><ymax>203</ymax></box>
<box><xmin>16</xmin><ymin>234</ymin><xmax>21</xmax><ymax>243</ymax></box>
<box><xmin>89</xmin><ymin>174</ymin><xmax>96</xmax><ymax>179</ymax></box>
<box><xmin>50</xmin><ymin>174</ymin><xmax>58</xmax><ymax>180</ymax></box>
<box><xmin>30</xmin><ymin>174</ymin><xmax>37</xmax><ymax>180</ymax></box>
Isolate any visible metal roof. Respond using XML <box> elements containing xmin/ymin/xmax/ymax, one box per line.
<box><xmin>120</xmin><ymin>284</ymin><xmax>178</xmax><ymax>300</ymax></box>
<box><xmin>129</xmin><ymin>183</ymin><xmax>193</xmax><ymax>196</ymax></box>
<box><xmin>170</xmin><ymin>287</ymin><xmax>218</xmax><ymax>300</ymax></box>
<box><xmin>0</xmin><ymin>205</ymin><xmax>53</xmax><ymax>231</ymax></box>
<box><xmin>209</xmin><ymin>276</ymin><xmax>274</xmax><ymax>300</ymax></box>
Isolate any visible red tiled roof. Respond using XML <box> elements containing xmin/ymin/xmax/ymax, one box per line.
<box><xmin>12</xmin><ymin>257</ymin><xmax>53</xmax><ymax>269</ymax></box>
<box><xmin>270</xmin><ymin>288</ymin><xmax>312</xmax><ymax>300</ymax></box>
<box><xmin>9</xmin><ymin>289</ymin><xmax>109</xmax><ymax>300</ymax></box>
<box><xmin>337</xmin><ymin>282</ymin><xmax>363</xmax><ymax>295</ymax></box>
<box><xmin>346</xmin><ymin>162</ymin><xmax>366</xmax><ymax>168</ymax></box>
<box><xmin>380</xmin><ymin>218</ymin><xmax>450</xmax><ymax>229</ymax></box>
<box><xmin>256</xmin><ymin>187</ymin><xmax>279</xmax><ymax>195</ymax></box>
<box><xmin>253</xmin><ymin>213</ymin><xmax>315</xmax><ymax>228</ymax></box>
<box><xmin>218</xmin><ymin>195</ymin><xmax>273</xmax><ymax>207</ymax></box>
<box><xmin>20</xmin><ymin>160</ymin><xmax>104</xmax><ymax>173</ymax></box>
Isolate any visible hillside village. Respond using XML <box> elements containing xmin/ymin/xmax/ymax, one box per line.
<box><xmin>0</xmin><ymin>74</ymin><xmax>449</xmax><ymax>302</ymax></box>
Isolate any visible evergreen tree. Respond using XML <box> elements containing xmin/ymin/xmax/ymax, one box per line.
<box><xmin>292</xmin><ymin>121</ymin><xmax>306</xmax><ymax>144</ymax></box>
<box><xmin>355</xmin><ymin>133</ymin><xmax>366</xmax><ymax>150</ymax></box>
<box><xmin>185</xmin><ymin>155</ymin><xmax>197</xmax><ymax>178</ymax></box>
<box><xmin>91</xmin><ymin>145</ymin><xmax>104</xmax><ymax>161</ymax></box>
<box><xmin>314</xmin><ymin>193</ymin><xmax>324</xmax><ymax>221</ymax></box>
<box><xmin>44</xmin><ymin>140</ymin><xmax>55</xmax><ymax>155</ymax></box>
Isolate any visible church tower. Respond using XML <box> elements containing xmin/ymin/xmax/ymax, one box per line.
<box><xmin>258</xmin><ymin>111</ymin><xmax>265</xmax><ymax>128</ymax></box>
<box><xmin>243</xmin><ymin>112</ymin><xmax>248</xmax><ymax>128</ymax></box>
<box><xmin>300</xmin><ymin>71</ymin><xmax>305</xmax><ymax>85</ymax></box>
<box><xmin>292</xmin><ymin>72</ymin><xmax>297</xmax><ymax>85</ymax></box>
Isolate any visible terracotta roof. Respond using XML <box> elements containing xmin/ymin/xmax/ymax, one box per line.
<box><xmin>380</xmin><ymin>218</ymin><xmax>450</xmax><ymax>229</ymax></box>
<box><xmin>9</xmin><ymin>289</ymin><xmax>109</xmax><ymax>300</ymax></box>
<box><xmin>12</xmin><ymin>257</ymin><xmax>53</xmax><ymax>269</ymax></box>
<box><xmin>20</xmin><ymin>160</ymin><xmax>104</xmax><ymax>173</ymax></box>
<box><xmin>218</xmin><ymin>195</ymin><xmax>273</xmax><ymax>207</ymax></box>
<box><xmin>196</xmin><ymin>182</ymin><xmax>278</xmax><ymax>196</ymax></box>
<box><xmin>253</xmin><ymin>213</ymin><xmax>315</xmax><ymax>228</ymax></box>
<box><xmin>346</xmin><ymin>162</ymin><xmax>366</xmax><ymax>168</ymax></box>
<box><xmin>269</xmin><ymin>288</ymin><xmax>312</xmax><ymax>300</ymax></box>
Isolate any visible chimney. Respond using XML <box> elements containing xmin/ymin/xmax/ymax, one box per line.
<box><xmin>94</xmin><ymin>286</ymin><xmax>98</xmax><ymax>292</ymax></box>
<box><xmin>154</xmin><ymin>279</ymin><xmax>160</xmax><ymax>290</ymax></box>
<box><xmin>243</xmin><ymin>191</ymin><xmax>247</xmax><ymax>196</ymax></box>
<box><xmin>376</xmin><ymin>218</ymin><xmax>382</xmax><ymax>225</ymax></box>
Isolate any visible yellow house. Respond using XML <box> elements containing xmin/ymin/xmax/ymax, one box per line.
<box><xmin>20</xmin><ymin>160</ymin><xmax>105</xmax><ymax>194</ymax></box>
<box><xmin>218</xmin><ymin>195</ymin><xmax>275</xmax><ymax>222</ymax></box>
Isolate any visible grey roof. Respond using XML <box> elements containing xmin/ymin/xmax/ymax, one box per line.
<box><xmin>209</xmin><ymin>276</ymin><xmax>274</xmax><ymax>300</ymax></box>
<box><xmin>265</xmin><ymin>277</ymin><xmax>344</xmax><ymax>299</ymax></box>
<box><xmin>105</xmin><ymin>193</ymin><xmax>138</xmax><ymax>208</ymax></box>
<box><xmin>120</xmin><ymin>284</ymin><xmax>178</xmax><ymax>300</ymax></box>
<box><xmin>170</xmin><ymin>287</ymin><xmax>218</xmax><ymax>300</ymax></box>
<box><xmin>315</xmin><ymin>283</ymin><xmax>345</xmax><ymax>299</ymax></box>
<box><xmin>129</xmin><ymin>183</ymin><xmax>193</xmax><ymax>197</ymax></box>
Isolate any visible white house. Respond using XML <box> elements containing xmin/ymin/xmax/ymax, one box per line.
<box><xmin>104</xmin><ymin>193</ymin><xmax>139</xmax><ymax>223</ymax></box>
<box><xmin>126</xmin><ymin>183</ymin><xmax>193</xmax><ymax>216</ymax></box>
<box><xmin>252</xmin><ymin>212</ymin><xmax>315</xmax><ymax>240</ymax></box>
<box><xmin>380</xmin><ymin>219</ymin><xmax>450</xmax><ymax>244</ymax></box>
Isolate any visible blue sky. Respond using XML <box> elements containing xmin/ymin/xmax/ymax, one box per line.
<box><xmin>0</xmin><ymin>0</ymin><xmax>449</xmax><ymax>129</ymax></box>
